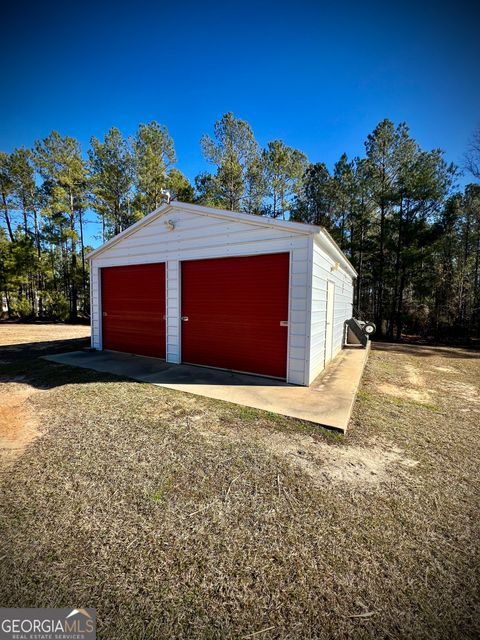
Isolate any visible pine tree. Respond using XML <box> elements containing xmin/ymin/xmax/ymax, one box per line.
<box><xmin>364</xmin><ymin>119</ymin><xmax>403</xmax><ymax>333</ymax></box>
<box><xmin>291</xmin><ymin>162</ymin><xmax>334</xmax><ymax>227</ymax></box>
<box><xmin>9</xmin><ymin>149</ymin><xmax>41</xmax><ymax>254</ymax></box>
<box><xmin>262</xmin><ymin>140</ymin><xmax>307</xmax><ymax>219</ymax></box>
<box><xmin>133</xmin><ymin>121</ymin><xmax>176</xmax><ymax>215</ymax></box>
<box><xmin>0</xmin><ymin>153</ymin><xmax>15</xmax><ymax>241</ymax></box>
<box><xmin>34</xmin><ymin>132</ymin><xmax>88</xmax><ymax>320</ymax></box>
<box><xmin>89</xmin><ymin>128</ymin><xmax>135</xmax><ymax>238</ymax></box>
<box><xmin>201</xmin><ymin>113</ymin><xmax>259</xmax><ymax>210</ymax></box>
<box><xmin>168</xmin><ymin>168</ymin><xmax>195</xmax><ymax>203</ymax></box>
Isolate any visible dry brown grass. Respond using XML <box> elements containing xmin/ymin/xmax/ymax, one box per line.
<box><xmin>0</xmin><ymin>325</ymin><xmax>479</xmax><ymax>639</ymax></box>
<box><xmin>0</xmin><ymin>322</ymin><xmax>90</xmax><ymax>346</ymax></box>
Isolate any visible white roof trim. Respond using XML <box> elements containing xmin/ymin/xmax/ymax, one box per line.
<box><xmin>86</xmin><ymin>201</ymin><xmax>318</xmax><ymax>260</ymax></box>
<box><xmin>86</xmin><ymin>202</ymin><xmax>171</xmax><ymax>260</ymax></box>
<box><xmin>315</xmin><ymin>229</ymin><xmax>357</xmax><ymax>278</ymax></box>
<box><xmin>86</xmin><ymin>201</ymin><xmax>356</xmax><ymax>277</ymax></box>
<box><xmin>166</xmin><ymin>201</ymin><xmax>323</xmax><ymax>234</ymax></box>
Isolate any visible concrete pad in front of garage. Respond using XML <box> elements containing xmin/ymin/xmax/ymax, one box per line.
<box><xmin>45</xmin><ymin>344</ymin><xmax>370</xmax><ymax>432</ymax></box>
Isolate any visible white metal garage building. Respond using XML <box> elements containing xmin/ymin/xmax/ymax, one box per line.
<box><xmin>88</xmin><ymin>201</ymin><xmax>356</xmax><ymax>386</ymax></box>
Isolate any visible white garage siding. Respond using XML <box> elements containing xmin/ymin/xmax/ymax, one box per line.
<box><xmin>308</xmin><ymin>239</ymin><xmax>355</xmax><ymax>383</ymax></box>
<box><xmin>89</xmin><ymin>205</ymin><xmax>313</xmax><ymax>385</ymax></box>
<box><xmin>88</xmin><ymin>202</ymin><xmax>356</xmax><ymax>387</ymax></box>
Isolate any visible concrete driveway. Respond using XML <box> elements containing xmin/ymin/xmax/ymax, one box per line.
<box><xmin>45</xmin><ymin>345</ymin><xmax>369</xmax><ymax>432</ymax></box>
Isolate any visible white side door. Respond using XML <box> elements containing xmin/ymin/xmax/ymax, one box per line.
<box><xmin>325</xmin><ymin>280</ymin><xmax>335</xmax><ymax>365</ymax></box>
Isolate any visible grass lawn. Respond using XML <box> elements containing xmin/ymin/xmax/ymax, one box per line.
<box><xmin>0</xmin><ymin>324</ymin><xmax>479</xmax><ymax>639</ymax></box>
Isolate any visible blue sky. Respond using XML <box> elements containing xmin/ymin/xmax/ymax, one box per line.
<box><xmin>1</xmin><ymin>0</ymin><xmax>479</xmax><ymax>246</ymax></box>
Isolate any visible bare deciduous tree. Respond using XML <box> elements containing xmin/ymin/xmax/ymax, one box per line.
<box><xmin>465</xmin><ymin>126</ymin><xmax>480</xmax><ymax>181</ymax></box>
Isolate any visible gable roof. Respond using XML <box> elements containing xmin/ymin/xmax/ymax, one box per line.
<box><xmin>87</xmin><ymin>201</ymin><xmax>357</xmax><ymax>277</ymax></box>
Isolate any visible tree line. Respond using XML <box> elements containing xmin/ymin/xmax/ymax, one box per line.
<box><xmin>1</xmin><ymin>113</ymin><xmax>479</xmax><ymax>341</ymax></box>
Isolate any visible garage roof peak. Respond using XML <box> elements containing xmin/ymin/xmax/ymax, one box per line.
<box><xmin>86</xmin><ymin>200</ymin><xmax>356</xmax><ymax>277</ymax></box>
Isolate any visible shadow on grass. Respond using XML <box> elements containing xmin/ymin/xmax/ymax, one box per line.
<box><xmin>0</xmin><ymin>337</ymin><xmax>90</xmax><ymax>361</ymax></box>
<box><xmin>372</xmin><ymin>341</ymin><xmax>480</xmax><ymax>360</ymax></box>
<box><xmin>2</xmin><ymin>338</ymin><xmax>295</xmax><ymax>389</ymax></box>
<box><xmin>0</xmin><ymin>336</ymin><xmax>335</xmax><ymax>440</ymax></box>
<box><xmin>0</xmin><ymin>337</ymin><xmax>120</xmax><ymax>391</ymax></box>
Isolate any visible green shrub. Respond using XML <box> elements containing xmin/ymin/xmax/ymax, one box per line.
<box><xmin>10</xmin><ymin>298</ymin><xmax>33</xmax><ymax>319</ymax></box>
<box><xmin>42</xmin><ymin>292</ymin><xmax>69</xmax><ymax>321</ymax></box>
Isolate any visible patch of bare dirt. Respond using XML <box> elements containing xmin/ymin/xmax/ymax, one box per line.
<box><xmin>258</xmin><ymin>432</ymin><xmax>418</xmax><ymax>486</ymax></box>
<box><xmin>0</xmin><ymin>381</ymin><xmax>43</xmax><ymax>467</ymax></box>
<box><xmin>197</xmin><ymin>423</ymin><xmax>417</xmax><ymax>486</ymax></box>
<box><xmin>443</xmin><ymin>380</ymin><xmax>480</xmax><ymax>410</ymax></box>
<box><xmin>377</xmin><ymin>382</ymin><xmax>432</xmax><ymax>404</ymax></box>
<box><xmin>404</xmin><ymin>364</ymin><xmax>425</xmax><ymax>387</ymax></box>
<box><xmin>432</xmin><ymin>366</ymin><xmax>459</xmax><ymax>373</ymax></box>
<box><xmin>375</xmin><ymin>363</ymin><xmax>435</xmax><ymax>403</ymax></box>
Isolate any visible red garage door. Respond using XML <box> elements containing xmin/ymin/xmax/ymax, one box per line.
<box><xmin>181</xmin><ymin>253</ymin><xmax>289</xmax><ymax>378</ymax></box>
<box><xmin>101</xmin><ymin>263</ymin><xmax>166</xmax><ymax>358</ymax></box>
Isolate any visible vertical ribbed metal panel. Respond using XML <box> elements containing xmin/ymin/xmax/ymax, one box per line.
<box><xmin>181</xmin><ymin>253</ymin><xmax>289</xmax><ymax>378</ymax></box>
<box><xmin>101</xmin><ymin>263</ymin><xmax>166</xmax><ymax>358</ymax></box>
